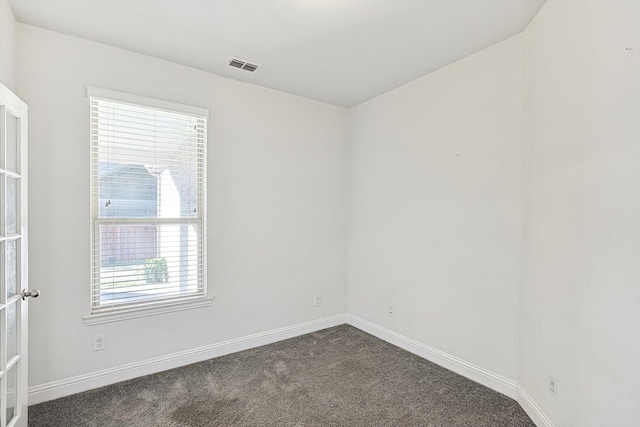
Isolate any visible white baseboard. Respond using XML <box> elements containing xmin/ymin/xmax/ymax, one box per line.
<box><xmin>517</xmin><ymin>386</ymin><xmax>555</xmax><ymax>427</ymax></box>
<box><xmin>28</xmin><ymin>314</ymin><xmax>347</xmax><ymax>405</ymax></box>
<box><xmin>346</xmin><ymin>314</ymin><xmax>518</xmax><ymax>399</ymax></box>
<box><xmin>30</xmin><ymin>312</ymin><xmax>554</xmax><ymax>427</ymax></box>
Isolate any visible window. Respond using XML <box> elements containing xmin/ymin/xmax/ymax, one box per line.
<box><xmin>88</xmin><ymin>87</ymin><xmax>208</xmax><ymax>316</ymax></box>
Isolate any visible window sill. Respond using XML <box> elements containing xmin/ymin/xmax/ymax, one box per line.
<box><xmin>83</xmin><ymin>297</ymin><xmax>214</xmax><ymax>326</ymax></box>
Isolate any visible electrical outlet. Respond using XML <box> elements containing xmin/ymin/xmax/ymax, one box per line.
<box><xmin>387</xmin><ymin>305</ymin><xmax>394</xmax><ymax>317</ymax></box>
<box><xmin>313</xmin><ymin>295</ymin><xmax>321</xmax><ymax>307</ymax></box>
<box><xmin>548</xmin><ymin>373</ymin><xmax>557</xmax><ymax>399</ymax></box>
<box><xmin>93</xmin><ymin>334</ymin><xmax>106</xmax><ymax>352</ymax></box>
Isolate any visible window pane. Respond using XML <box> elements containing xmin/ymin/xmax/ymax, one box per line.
<box><xmin>95</xmin><ymin>99</ymin><xmax>200</xmax><ymax>219</ymax></box>
<box><xmin>95</xmin><ymin>223</ymin><xmax>201</xmax><ymax>307</ymax></box>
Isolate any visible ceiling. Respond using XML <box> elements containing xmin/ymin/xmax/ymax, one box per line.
<box><xmin>9</xmin><ymin>0</ymin><xmax>545</xmax><ymax>107</ymax></box>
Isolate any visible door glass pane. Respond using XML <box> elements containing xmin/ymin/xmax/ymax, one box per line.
<box><xmin>6</xmin><ymin>240</ymin><xmax>17</xmax><ymax>298</ymax></box>
<box><xmin>6</xmin><ymin>302</ymin><xmax>17</xmax><ymax>360</ymax></box>
<box><xmin>6</xmin><ymin>365</ymin><xmax>17</xmax><ymax>424</ymax></box>
<box><xmin>6</xmin><ymin>112</ymin><xmax>18</xmax><ymax>173</ymax></box>
<box><xmin>7</xmin><ymin>177</ymin><xmax>17</xmax><ymax>235</ymax></box>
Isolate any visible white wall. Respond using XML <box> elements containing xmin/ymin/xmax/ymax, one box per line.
<box><xmin>347</xmin><ymin>36</ymin><xmax>523</xmax><ymax>382</ymax></box>
<box><xmin>17</xmin><ymin>24</ymin><xmax>348</xmax><ymax>389</ymax></box>
<box><xmin>0</xmin><ymin>0</ymin><xmax>16</xmax><ymax>90</ymax></box>
<box><xmin>519</xmin><ymin>1</ymin><xmax>640</xmax><ymax>426</ymax></box>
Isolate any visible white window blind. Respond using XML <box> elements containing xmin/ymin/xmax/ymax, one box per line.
<box><xmin>89</xmin><ymin>88</ymin><xmax>207</xmax><ymax>313</ymax></box>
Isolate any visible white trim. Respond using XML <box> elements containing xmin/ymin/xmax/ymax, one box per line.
<box><xmin>517</xmin><ymin>385</ymin><xmax>555</xmax><ymax>427</ymax></box>
<box><xmin>346</xmin><ymin>315</ymin><xmax>518</xmax><ymax>399</ymax></box>
<box><xmin>86</xmin><ymin>86</ymin><xmax>209</xmax><ymax>117</ymax></box>
<box><xmin>83</xmin><ymin>297</ymin><xmax>214</xmax><ymax>326</ymax></box>
<box><xmin>29</xmin><ymin>314</ymin><xmax>347</xmax><ymax>405</ymax></box>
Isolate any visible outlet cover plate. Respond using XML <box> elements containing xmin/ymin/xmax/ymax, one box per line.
<box><xmin>93</xmin><ymin>333</ymin><xmax>106</xmax><ymax>352</ymax></box>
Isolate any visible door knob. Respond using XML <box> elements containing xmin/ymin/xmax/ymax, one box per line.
<box><xmin>21</xmin><ymin>289</ymin><xmax>40</xmax><ymax>300</ymax></box>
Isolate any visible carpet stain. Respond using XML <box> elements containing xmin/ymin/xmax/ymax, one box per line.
<box><xmin>170</xmin><ymin>396</ymin><xmax>246</xmax><ymax>427</ymax></box>
<box><xmin>274</xmin><ymin>360</ymin><xmax>289</xmax><ymax>375</ymax></box>
<box><xmin>137</xmin><ymin>389</ymin><xmax>158</xmax><ymax>402</ymax></box>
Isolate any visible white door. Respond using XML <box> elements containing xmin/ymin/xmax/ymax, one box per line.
<box><xmin>0</xmin><ymin>83</ymin><xmax>33</xmax><ymax>427</ymax></box>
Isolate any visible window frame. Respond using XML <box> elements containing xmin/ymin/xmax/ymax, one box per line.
<box><xmin>84</xmin><ymin>86</ymin><xmax>211</xmax><ymax>325</ymax></box>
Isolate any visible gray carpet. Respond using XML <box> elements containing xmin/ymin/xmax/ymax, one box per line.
<box><xmin>29</xmin><ymin>325</ymin><xmax>535</xmax><ymax>426</ymax></box>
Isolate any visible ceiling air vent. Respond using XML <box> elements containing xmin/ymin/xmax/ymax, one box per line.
<box><xmin>242</xmin><ymin>63</ymin><xmax>258</xmax><ymax>72</ymax></box>
<box><xmin>228</xmin><ymin>59</ymin><xmax>244</xmax><ymax>69</ymax></box>
<box><xmin>228</xmin><ymin>57</ymin><xmax>260</xmax><ymax>73</ymax></box>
